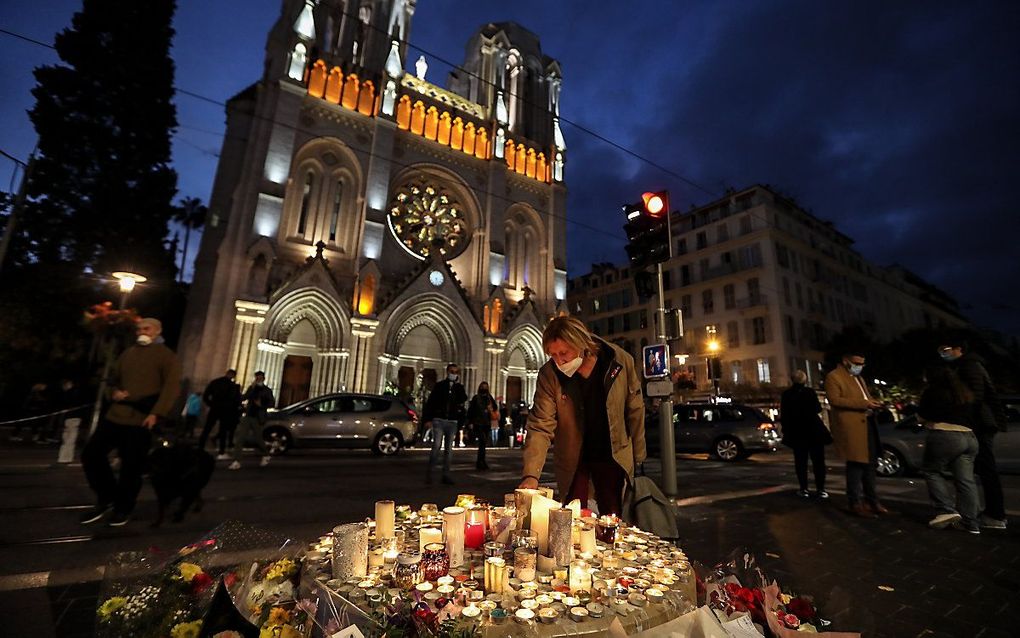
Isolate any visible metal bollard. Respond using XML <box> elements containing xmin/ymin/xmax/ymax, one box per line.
<box><xmin>58</xmin><ymin>417</ymin><xmax>81</xmax><ymax>463</ymax></box>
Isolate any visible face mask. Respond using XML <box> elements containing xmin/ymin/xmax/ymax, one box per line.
<box><xmin>254</xmin><ymin>380</ymin><xmax>264</xmax><ymax>386</ymax></box>
<box><xmin>448</xmin><ymin>374</ymin><xmax>459</xmax><ymax>382</ymax></box>
<box><xmin>136</xmin><ymin>334</ymin><xmax>153</xmax><ymax>346</ymax></box>
<box><xmin>480</xmin><ymin>389</ymin><xmax>489</xmax><ymax>395</ymax></box>
<box><xmin>848</xmin><ymin>364</ymin><xmax>864</xmax><ymax>376</ymax></box>
<box><xmin>556</xmin><ymin>356</ymin><xmax>584</xmax><ymax>377</ymax></box>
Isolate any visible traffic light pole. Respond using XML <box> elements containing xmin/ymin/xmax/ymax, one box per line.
<box><xmin>656</xmin><ymin>210</ymin><xmax>677</xmax><ymax>498</ymax></box>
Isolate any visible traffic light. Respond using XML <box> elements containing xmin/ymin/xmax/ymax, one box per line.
<box><xmin>622</xmin><ymin>191</ymin><xmax>671</xmax><ymax>269</ymax></box>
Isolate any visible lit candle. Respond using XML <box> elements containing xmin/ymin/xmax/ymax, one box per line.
<box><xmin>462</xmin><ymin>603</ymin><xmax>480</xmax><ymax>618</ymax></box>
<box><xmin>514</xmin><ymin>546</ymin><xmax>537</xmax><ymax>582</ymax></box>
<box><xmin>375</xmin><ymin>500</ymin><xmax>395</xmax><ymax>539</ymax></box>
<box><xmin>443</xmin><ymin>506</ymin><xmax>466</xmax><ymax>568</ymax></box>
<box><xmin>579</xmin><ymin>524</ymin><xmax>596</xmax><ymax>555</ymax></box>
<box><xmin>548</xmin><ymin>508</ymin><xmax>573</xmax><ymax>567</ymax></box>
<box><xmin>529</xmin><ymin>493</ymin><xmax>559</xmax><ymax>555</ymax></box>
<box><xmin>465</xmin><ymin>521</ymin><xmax>485</xmax><ymax>550</ymax></box>
<box><xmin>420</xmin><ymin>526</ymin><xmax>443</xmax><ymax>553</ymax></box>
<box><xmin>484</xmin><ymin>557</ymin><xmax>506</xmax><ymax>593</ymax></box>
<box><xmin>514</xmin><ymin>488</ymin><xmax>539</xmax><ymax>529</ymax></box>
<box><xmin>568</xmin><ymin>559</ymin><xmax>591</xmax><ymax>593</ymax></box>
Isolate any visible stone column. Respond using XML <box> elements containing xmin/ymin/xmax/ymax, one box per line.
<box><xmin>350</xmin><ymin>317</ymin><xmax>380</xmax><ymax>393</ymax></box>
<box><xmin>229</xmin><ymin>301</ymin><xmax>270</xmax><ymax>388</ymax></box>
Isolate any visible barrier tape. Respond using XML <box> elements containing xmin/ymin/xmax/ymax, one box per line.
<box><xmin>0</xmin><ymin>404</ymin><xmax>92</xmax><ymax>427</ymax></box>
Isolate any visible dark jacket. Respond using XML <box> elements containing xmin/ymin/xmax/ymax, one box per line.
<box><xmin>951</xmin><ymin>353</ymin><xmax>1006</xmax><ymax>432</ymax></box>
<box><xmin>467</xmin><ymin>393</ymin><xmax>498</xmax><ymax>427</ymax></box>
<box><xmin>918</xmin><ymin>386</ymin><xmax>973</xmax><ymax>429</ymax></box>
<box><xmin>242</xmin><ymin>384</ymin><xmax>275</xmax><ymax>421</ymax></box>
<box><xmin>203</xmin><ymin>376</ymin><xmax>242</xmax><ymax>413</ymax></box>
<box><xmin>780</xmin><ymin>383</ymin><xmax>833</xmax><ymax>448</ymax></box>
<box><xmin>422</xmin><ymin>378</ymin><xmax>467</xmax><ymax>424</ymax></box>
<box><xmin>106</xmin><ymin>343</ymin><xmax>182</xmax><ymax>426</ymax></box>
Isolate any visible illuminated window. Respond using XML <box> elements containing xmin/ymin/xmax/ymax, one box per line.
<box><xmin>297</xmin><ymin>172</ymin><xmax>314</xmax><ymax>235</ymax></box>
<box><xmin>288</xmin><ymin>43</ymin><xmax>307</xmax><ymax>81</ymax></box>
<box><xmin>756</xmin><ymin>358</ymin><xmax>771</xmax><ymax>384</ymax></box>
<box><xmin>329</xmin><ymin>180</ymin><xmax>343</xmax><ymax>242</ymax></box>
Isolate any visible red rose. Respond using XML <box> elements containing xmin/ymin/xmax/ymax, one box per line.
<box><xmin>191</xmin><ymin>571</ymin><xmax>214</xmax><ymax>594</ymax></box>
<box><xmin>725</xmin><ymin>582</ymin><xmax>742</xmax><ymax>597</ymax></box>
<box><xmin>784</xmin><ymin>613</ymin><xmax>801</xmax><ymax>629</ymax></box>
<box><xmin>787</xmin><ymin>597</ymin><xmax>816</xmax><ymax>621</ymax></box>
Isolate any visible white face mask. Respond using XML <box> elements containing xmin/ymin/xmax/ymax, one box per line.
<box><xmin>448</xmin><ymin>374</ymin><xmax>459</xmax><ymax>382</ymax></box>
<box><xmin>848</xmin><ymin>363</ymin><xmax>864</xmax><ymax>376</ymax></box>
<box><xmin>556</xmin><ymin>356</ymin><xmax>584</xmax><ymax>377</ymax></box>
<box><xmin>136</xmin><ymin>334</ymin><xmax>153</xmax><ymax>346</ymax></box>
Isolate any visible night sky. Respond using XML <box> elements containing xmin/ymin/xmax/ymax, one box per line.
<box><xmin>1</xmin><ymin>1</ymin><xmax>1018</xmax><ymax>336</ymax></box>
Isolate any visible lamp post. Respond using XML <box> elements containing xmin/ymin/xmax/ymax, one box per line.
<box><xmin>88</xmin><ymin>272</ymin><xmax>147</xmax><ymax>434</ymax></box>
<box><xmin>706</xmin><ymin>327</ymin><xmax>720</xmax><ymax>399</ymax></box>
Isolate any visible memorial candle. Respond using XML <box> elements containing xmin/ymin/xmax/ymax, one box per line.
<box><xmin>443</xmin><ymin>506</ymin><xmax>466</xmax><ymax>567</ymax></box>
<box><xmin>529</xmin><ymin>493</ymin><xmax>560</xmax><ymax>556</ymax></box>
<box><xmin>332</xmin><ymin>522</ymin><xmax>369</xmax><ymax>580</ymax></box>
<box><xmin>548</xmin><ymin>508</ymin><xmax>573</xmax><ymax>567</ymax></box>
<box><xmin>420</xmin><ymin>526</ymin><xmax>443</xmax><ymax>552</ymax></box>
<box><xmin>375</xmin><ymin>500</ymin><xmax>395</xmax><ymax>539</ymax></box>
<box><xmin>464</xmin><ymin>520</ymin><xmax>484</xmax><ymax>549</ymax></box>
<box><xmin>514</xmin><ymin>488</ymin><xmax>539</xmax><ymax>529</ymax></box>
<box><xmin>568</xmin><ymin>559</ymin><xmax>592</xmax><ymax>593</ymax></box>
<box><xmin>484</xmin><ymin>557</ymin><xmax>507</xmax><ymax>593</ymax></box>
<box><xmin>579</xmin><ymin>524</ymin><xmax>596</xmax><ymax>555</ymax></box>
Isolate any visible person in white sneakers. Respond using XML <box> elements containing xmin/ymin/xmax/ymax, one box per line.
<box><xmin>230</xmin><ymin>371</ymin><xmax>274</xmax><ymax>470</ymax></box>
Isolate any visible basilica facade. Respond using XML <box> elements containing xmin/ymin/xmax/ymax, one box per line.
<box><xmin>179</xmin><ymin>0</ymin><xmax>568</xmax><ymax>408</ymax></box>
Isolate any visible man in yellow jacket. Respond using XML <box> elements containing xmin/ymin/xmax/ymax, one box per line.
<box><xmin>81</xmin><ymin>318</ymin><xmax>181</xmax><ymax>527</ymax></box>
<box><xmin>824</xmin><ymin>349</ymin><xmax>886</xmax><ymax>518</ymax></box>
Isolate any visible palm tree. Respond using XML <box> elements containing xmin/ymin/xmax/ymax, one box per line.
<box><xmin>173</xmin><ymin>197</ymin><xmax>207</xmax><ymax>282</ymax></box>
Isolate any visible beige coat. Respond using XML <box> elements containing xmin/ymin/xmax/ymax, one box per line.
<box><xmin>521</xmin><ymin>340</ymin><xmax>646</xmax><ymax>500</ymax></box>
<box><xmin>824</xmin><ymin>365</ymin><xmax>874</xmax><ymax>463</ymax></box>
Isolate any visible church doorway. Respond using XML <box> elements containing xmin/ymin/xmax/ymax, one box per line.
<box><xmin>505</xmin><ymin>376</ymin><xmax>522</xmax><ymax>405</ymax></box>
<box><xmin>280</xmin><ymin>355</ymin><xmax>313</xmax><ymax>407</ymax></box>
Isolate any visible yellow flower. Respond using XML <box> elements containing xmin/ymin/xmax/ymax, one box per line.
<box><xmin>170</xmin><ymin>620</ymin><xmax>203</xmax><ymax>638</ymax></box>
<box><xmin>97</xmin><ymin>597</ymin><xmax>127</xmax><ymax>618</ymax></box>
<box><xmin>179</xmin><ymin>562</ymin><xmax>204</xmax><ymax>582</ymax></box>
<box><xmin>266</xmin><ymin>606</ymin><xmax>292</xmax><ymax>626</ymax></box>
<box><xmin>779</xmin><ymin>593</ymin><xmax>793</xmax><ymax>605</ymax></box>
<box><xmin>260</xmin><ymin>626</ymin><xmax>301</xmax><ymax>638</ymax></box>
<box><xmin>265</xmin><ymin>558</ymin><xmax>296</xmax><ymax>581</ymax></box>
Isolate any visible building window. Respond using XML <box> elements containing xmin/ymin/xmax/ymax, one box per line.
<box><xmin>717</xmin><ymin>223</ymin><xmax>729</xmax><ymax>243</ymax></box>
<box><xmin>328</xmin><ymin>179</ymin><xmax>343</xmax><ymax>242</ymax></box>
<box><xmin>795</xmin><ymin>282</ymin><xmax>803</xmax><ymax>309</ymax></box>
<box><xmin>639</xmin><ymin>310</ymin><xmax>648</xmax><ymax>329</ymax></box>
<box><xmin>607</xmin><ymin>316</ymin><xmax>616</xmax><ymax>335</ymax></box>
<box><xmin>756</xmin><ymin>358</ymin><xmax>771</xmax><ymax>383</ymax></box>
<box><xmin>723</xmin><ymin>284</ymin><xmax>735</xmax><ymax>310</ymax></box>
<box><xmin>752</xmin><ymin>316</ymin><xmax>767</xmax><ymax>344</ymax></box>
<box><xmin>776</xmin><ymin>244</ymin><xmax>790</xmax><ymax>268</ymax></box>
<box><xmin>606</xmin><ymin>273</ymin><xmax>614</xmax><ymax>284</ymax></box>
<box><xmin>677</xmin><ymin>238</ymin><xmax>687</xmax><ymax>255</ymax></box>
<box><xmin>592</xmin><ymin>298</ymin><xmax>600</xmax><ymax>313</ymax></box>
<box><xmin>699</xmin><ymin>258</ymin><xmax>710</xmax><ymax>279</ymax></box>
<box><xmin>662</xmin><ymin>270</ymin><xmax>672</xmax><ymax>290</ymax></box>
<box><xmin>297</xmin><ymin>172</ymin><xmax>314</xmax><ymax>236</ymax></box>
<box><xmin>680</xmin><ymin>264</ymin><xmax>691</xmax><ymax>286</ymax></box>
<box><xmin>730</xmin><ymin>360</ymin><xmax>743</xmax><ymax>384</ymax></box>
<box><xmin>747</xmin><ymin>278</ymin><xmax>761</xmax><ymax>304</ymax></box>
<box><xmin>785</xmin><ymin>315</ymin><xmax>796</xmax><ymax>344</ymax></box>
<box><xmin>696</xmin><ymin>232</ymin><xmax>707</xmax><ymax>249</ymax></box>
<box><xmin>740</xmin><ymin>215</ymin><xmax>752</xmax><ymax>235</ymax></box>
<box><xmin>702</xmin><ymin>289</ymin><xmax>714</xmax><ymax>314</ymax></box>
<box><xmin>680</xmin><ymin>295</ymin><xmax>691</xmax><ymax>318</ymax></box>
<box><xmin>782</xmin><ymin>278</ymin><xmax>791</xmax><ymax>305</ymax></box>
<box><xmin>623</xmin><ymin>313</ymin><xmax>631</xmax><ymax>331</ymax></box>
<box><xmin>727</xmin><ymin>320</ymin><xmax>739</xmax><ymax>347</ymax></box>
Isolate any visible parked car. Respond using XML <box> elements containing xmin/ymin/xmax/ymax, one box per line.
<box><xmin>261</xmin><ymin>393</ymin><xmax>418</xmax><ymax>456</ymax></box>
<box><xmin>877</xmin><ymin>395</ymin><xmax>1020</xmax><ymax>477</ymax></box>
<box><xmin>645</xmin><ymin>403</ymin><xmax>780</xmax><ymax>461</ymax></box>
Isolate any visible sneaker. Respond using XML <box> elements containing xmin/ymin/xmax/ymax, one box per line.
<box><xmin>107</xmin><ymin>512</ymin><xmax>130</xmax><ymax>527</ymax></box>
<box><xmin>228</xmin><ymin>461</ymin><xmax>241</xmax><ymax>470</ymax></box>
<box><xmin>929</xmin><ymin>512</ymin><xmax>962</xmax><ymax>529</ymax></box>
<box><xmin>979</xmin><ymin>515</ymin><xmax>1007</xmax><ymax>530</ymax></box>
<box><xmin>951</xmin><ymin>521</ymin><xmax>980</xmax><ymax>535</ymax></box>
<box><xmin>797</xmin><ymin>489</ymin><xmax>811</xmax><ymax>498</ymax></box>
<box><xmin>260</xmin><ymin>456</ymin><xmax>271</xmax><ymax>467</ymax></box>
<box><xmin>216</xmin><ymin>453</ymin><xmax>230</xmax><ymax>461</ymax></box>
<box><xmin>80</xmin><ymin>504</ymin><xmax>113</xmax><ymax>525</ymax></box>
<box><xmin>817</xmin><ymin>491</ymin><xmax>830</xmax><ymax>499</ymax></box>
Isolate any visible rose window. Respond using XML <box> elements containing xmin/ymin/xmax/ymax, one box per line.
<box><xmin>387</xmin><ymin>183</ymin><xmax>467</xmax><ymax>260</ymax></box>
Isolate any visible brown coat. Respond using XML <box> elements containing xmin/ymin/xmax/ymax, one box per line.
<box><xmin>521</xmin><ymin>340</ymin><xmax>646</xmax><ymax>500</ymax></box>
<box><xmin>824</xmin><ymin>365</ymin><xmax>874</xmax><ymax>463</ymax></box>
<box><xmin>105</xmin><ymin>343</ymin><xmax>181</xmax><ymax>427</ymax></box>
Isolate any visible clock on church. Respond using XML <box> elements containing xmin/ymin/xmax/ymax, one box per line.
<box><xmin>387</xmin><ymin>183</ymin><xmax>467</xmax><ymax>260</ymax></box>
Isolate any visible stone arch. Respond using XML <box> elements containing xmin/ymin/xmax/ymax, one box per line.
<box><xmin>503</xmin><ymin>203</ymin><xmax>545</xmax><ymax>292</ymax></box>
<box><xmin>263</xmin><ymin>287</ymin><xmax>350</xmax><ymax>350</ymax></box>
<box><xmin>504</xmin><ymin>323</ymin><xmax>544</xmax><ymax>370</ymax></box>
<box><xmin>382</xmin><ymin>292</ymin><xmax>474</xmax><ymax>366</ymax></box>
<box><xmin>283</xmin><ymin>137</ymin><xmax>364</xmax><ymax>249</ymax></box>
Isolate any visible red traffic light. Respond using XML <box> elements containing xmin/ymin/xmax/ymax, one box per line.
<box><xmin>642</xmin><ymin>191</ymin><xmax>669</xmax><ymax>217</ymax></box>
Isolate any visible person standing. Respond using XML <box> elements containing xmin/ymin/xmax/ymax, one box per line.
<box><xmin>422</xmin><ymin>363</ymin><xmax>467</xmax><ymax>484</ymax></box>
<box><xmin>824</xmin><ymin>349</ymin><xmax>887</xmax><ymax>518</ymax></box>
<box><xmin>918</xmin><ymin>365</ymin><xmax>980</xmax><ymax>533</ymax></box>
<box><xmin>781</xmin><ymin>370</ymin><xmax>833</xmax><ymax>498</ymax></box>
<box><xmin>200</xmin><ymin>369</ymin><xmax>241</xmax><ymax>458</ymax></box>
<box><xmin>519</xmin><ymin>316</ymin><xmax>645</xmax><ymax>516</ymax></box>
<box><xmin>230</xmin><ymin>371</ymin><xmax>275</xmax><ymax>469</ymax></box>
<box><xmin>81</xmin><ymin>318</ymin><xmax>181</xmax><ymax>527</ymax></box>
<box><xmin>939</xmin><ymin>336</ymin><xmax>1008</xmax><ymax>529</ymax></box>
<box><xmin>181</xmin><ymin>392</ymin><xmax>202</xmax><ymax>439</ymax></box>
<box><xmin>467</xmin><ymin>382</ymin><xmax>498</xmax><ymax>471</ymax></box>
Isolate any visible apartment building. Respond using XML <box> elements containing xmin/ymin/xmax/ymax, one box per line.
<box><xmin>567</xmin><ymin>185</ymin><xmax>967</xmax><ymax>392</ymax></box>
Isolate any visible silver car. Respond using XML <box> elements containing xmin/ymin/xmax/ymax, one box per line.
<box><xmin>646</xmin><ymin>403</ymin><xmax>781</xmax><ymax>461</ymax></box>
<box><xmin>261</xmin><ymin>393</ymin><xmax>418</xmax><ymax>456</ymax></box>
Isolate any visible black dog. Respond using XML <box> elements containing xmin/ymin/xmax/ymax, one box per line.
<box><xmin>148</xmin><ymin>440</ymin><xmax>215</xmax><ymax>527</ymax></box>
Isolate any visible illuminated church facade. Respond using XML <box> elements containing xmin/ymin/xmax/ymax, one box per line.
<box><xmin>179</xmin><ymin>0</ymin><xmax>568</xmax><ymax>407</ymax></box>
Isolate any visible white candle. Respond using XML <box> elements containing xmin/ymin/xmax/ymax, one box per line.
<box><xmin>484</xmin><ymin>557</ymin><xmax>506</xmax><ymax>593</ymax></box>
<box><xmin>568</xmin><ymin>559</ymin><xmax>591</xmax><ymax>593</ymax></box>
<box><xmin>536</xmin><ymin>553</ymin><xmax>556</xmax><ymax>575</ymax></box>
<box><xmin>443</xmin><ymin>506</ymin><xmax>466</xmax><ymax>568</ymax></box>
<box><xmin>420</xmin><ymin>526</ymin><xmax>443</xmax><ymax>553</ymax></box>
<box><xmin>580</xmin><ymin>525</ymin><xmax>596</xmax><ymax>555</ymax></box>
<box><xmin>514</xmin><ymin>488</ymin><xmax>539</xmax><ymax>529</ymax></box>
<box><xmin>375</xmin><ymin>500</ymin><xmax>395</xmax><ymax>539</ymax></box>
<box><xmin>529</xmin><ymin>493</ymin><xmax>559</xmax><ymax>556</ymax></box>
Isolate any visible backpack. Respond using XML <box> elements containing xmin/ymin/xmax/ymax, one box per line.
<box><xmin>622</xmin><ymin>473</ymin><xmax>680</xmax><ymax>540</ymax></box>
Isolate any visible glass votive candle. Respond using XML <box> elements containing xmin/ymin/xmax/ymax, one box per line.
<box><xmin>595</xmin><ymin>515</ymin><xmax>619</xmax><ymax>545</ymax></box>
<box><xmin>514</xmin><ymin>546</ymin><xmax>537</xmax><ymax>582</ymax></box>
<box><xmin>511</xmin><ymin>529</ymin><xmax>538</xmax><ymax>550</ymax></box>
<box><xmin>393</xmin><ymin>552</ymin><xmax>423</xmax><ymax>589</ymax></box>
<box><xmin>421</xmin><ymin>543</ymin><xmax>450</xmax><ymax>581</ymax></box>
<box><xmin>484</xmin><ymin>541</ymin><xmax>505</xmax><ymax>559</ymax></box>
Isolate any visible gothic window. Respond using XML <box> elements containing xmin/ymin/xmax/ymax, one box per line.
<box><xmin>505</xmin><ymin>50</ymin><xmax>522</xmax><ymax>133</ymax></box>
<box><xmin>294</xmin><ymin>1</ymin><xmax>315</xmax><ymax>40</ymax></box>
<box><xmin>297</xmin><ymin>172</ymin><xmax>315</xmax><ymax>236</ymax></box>
<box><xmin>387</xmin><ymin>182</ymin><xmax>467</xmax><ymax>260</ymax></box>
<box><xmin>328</xmin><ymin>179</ymin><xmax>343</xmax><ymax>242</ymax></box>
<box><xmin>355</xmin><ymin>6</ymin><xmax>372</xmax><ymax>65</ymax></box>
<box><xmin>288</xmin><ymin>43</ymin><xmax>307</xmax><ymax>81</ymax></box>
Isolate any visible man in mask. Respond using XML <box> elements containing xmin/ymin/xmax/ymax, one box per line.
<box><xmin>422</xmin><ymin>363</ymin><xmax>467</xmax><ymax>484</ymax></box>
<box><xmin>81</xmin><ymin>317</ymin><xmax>181</xmax><ymax>527</ymax></box>
<box><xmin>230</xmin><ymin>371</ymin><xmax>275</xmax><ymax>470</ymax></box>
<box><xmin>938</xmin><ymin>336</ymin><xmax>1008</xmax><ymax>529</ymax></box>
<box><xmin>825</xmin><ymin>349</ymin><xmax>886</xmax><ymax>518</ymax></box>
<box><xmin>467</xmin><ymin>381</ymin><xmax>498</xmax><ymax>471</ymax></box>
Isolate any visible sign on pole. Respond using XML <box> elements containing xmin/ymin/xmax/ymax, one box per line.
<box><xmin>642</xmin><ymin>343</ymin><xmax>669</xmax><ymax>379</ymax></box>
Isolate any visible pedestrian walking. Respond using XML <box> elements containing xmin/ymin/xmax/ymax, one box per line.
<box><xmin>780</xmin><ymin>370</ymin><xmax>832</xmax><ymax>498</ymax></box>
<box><xmin>181</xmin><ymin>392</ymin><xmax>202</xmax><ymax>439</ymax></box>
<box><xmin>824</xmin><ymin>348</ymin><xmax>887</xmax><ymax>519</ymax></box>
<box><xmin>467</xmin><ymin>382</ymin><xmax>498</xmax><ymax>471</ymax></box>
<box><xmin>422</xmin><ymin>363</ymin><xmax>467</xmax><ymax>484</ymax></box>
<box><xmin>918</xmin><ymin>365</ymin><xmax>980</xmax><ymax>533</ymax></box>
<box><xmin>199</xmin><ymin>369</ymin><xmax>242</xmax><ymax>458</ymax></box>
<box><xmin>939</xmin><ymin>335</ymin><xmax>1008</xmax><ymax>529</ymax></box>
<box><xmin>520</xmin><ymin>316</ymin><xmax>645</xmax><ymax>516</ymax></box>
<box><xmin>230</xmin><ymin>371</ymin><xmax>275</xmax><ymax>469</ymax></box>
<box><xmin>80</xmin><ymin>318</ymin><xmax>181</xmax><ymax>527</ymax></box>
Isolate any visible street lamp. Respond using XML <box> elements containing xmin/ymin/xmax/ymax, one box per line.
<box><xmin>89</xmin><ymin>271</ymin><xmax>147</xmax><ymax>434</ymax></box>
<box><xmin>706</xmin><ymin>327</ymin><xmax>720</xmax><ymax>398</ymax></box>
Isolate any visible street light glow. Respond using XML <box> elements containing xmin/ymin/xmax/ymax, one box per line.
<box><xmin>707</xmin><ymin>339</ymin><xmax>720</xmax><ymax>353</ymax></box>
<box><xmin>643</xmin><ymin>192</ymin><xmax>665</xmax><ymax>215</ymax></box>
<box><xmin>112</xmin><ymin>271</ymin><xmax>146</xmax><ymax>293</ymax></box>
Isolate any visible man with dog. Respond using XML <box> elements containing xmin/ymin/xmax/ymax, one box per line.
<box><xmin>81</xmin><ymin>317</ymin><xmax>181</xmax><ymax>527</ymax></box>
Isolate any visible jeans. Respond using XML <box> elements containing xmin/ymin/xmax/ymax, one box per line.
<box><xmin>427</xmin><ymin>418</ymin><xmax>458</xmax><ymax>477</ymax></box>
<box><xmin>793</xmin><ymin>444</ymin><xmax>827</xmax><ymax>492</ymax></box>
<box><xmin>974</xmin><ymin>429</ymin><xmax>1005</xmax><ymax>520</ymax></box>
<box><xmin>474</xmin><ymin>423</ymin><xmax>488</xmax><ymax>467</ymax></box>
<box><xmin>82</xmin><ymin>419</ymin><xmax>152</xmax><ymax>515</ymax></box>
<box><xmin>846</xmin><ymin>418</ymin><xmax>880</xmax><ymax>505</ymax></box>
<box><xmin>233</xmin><ymin>415</ymin><xmax>268</xmax><ymax>460</ymax></box>
<box><xmin>491</xmin><ymin>427</ymin><xmax>499</xmax><ymax>446</ymax></box>
<box><xmin>921</xmin><ymin>429</ymin><xmax>979</xmax><ymax>527</ymax></box>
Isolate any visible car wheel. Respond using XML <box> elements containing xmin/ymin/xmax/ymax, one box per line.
<box><xmin>876</xmin><ymin>446</ymin><xmax>905</xmax><ymax>477</ymax></box>
<box><xmin>263</xmin><ymin>427</ymin><xmax>292</xmax><ymax>455</ymax></box>
<box><xmin>713</xmin><ymin>436</ymin><xmax>743</xmax><ymax>461</ymax></box>
<box><xmin>373</xmin><ymin>429</ymin><xmax>403</xmax><ymax>456</ymax></box>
